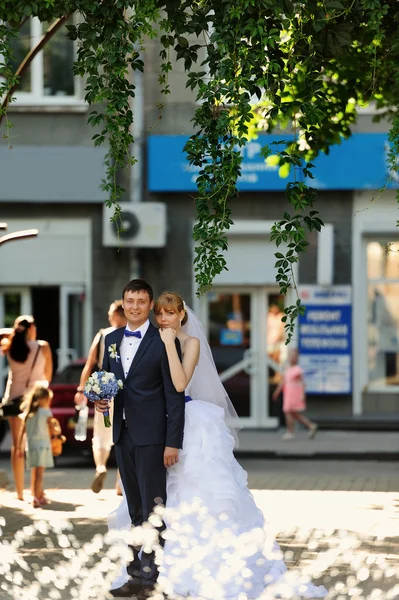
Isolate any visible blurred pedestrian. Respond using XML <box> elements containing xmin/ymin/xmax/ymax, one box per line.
<box><xmin>272</xmin><ymin>348</ymin><xmax>318</xmax><ymax>441</ymax></box>
<box><xmin>18</xmin><ymin>384</ymin><xmax>54</xmax><ymax>508</ymax></box>
<box><xmin>0</xmin><ymin>315</ymin><xmax>52</xmax><ymax>500</ymax></box>
<box><xmin>267</xmin><ymin>303</ymin><xmax>286</xmax><ymax>384</ymax></box>
<box><xmin>74</xmin><ymin>300</ymin><xmax>126</xmax><ymax>494</ymax></box>
<box><xmin>267</xmin><ymin>303</ymin><xmax>285</xmax><ymax>364</ymax></box>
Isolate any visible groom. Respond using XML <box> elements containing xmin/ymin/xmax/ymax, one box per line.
<box><xmin>96</xmin><ymin>279</ymin><xmax>185</xmax><ymax>598</ymax></box>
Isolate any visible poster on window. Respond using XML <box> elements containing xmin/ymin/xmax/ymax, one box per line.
<box><xmin>298</xmin><ymin>286</ymin><xmax>352</xmax><ymax>394</ymax></box>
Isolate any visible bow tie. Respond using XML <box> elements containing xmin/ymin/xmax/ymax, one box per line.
<box><xmin>124</xmin><ymin>329</ymin><xmax>142</xmax><ymax>339</ymax></box>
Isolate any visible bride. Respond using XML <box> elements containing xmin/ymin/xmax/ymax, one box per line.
<box><xmin>108</xmin><ymin>292</ymin><xmax>327</xmax><ymax>599</ymax></box>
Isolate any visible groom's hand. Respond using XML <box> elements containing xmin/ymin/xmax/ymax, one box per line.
<box><xmin>95</xmin><ymin>399</ymin><xmax>109</xmax><ymax>413</ymax></box>
<box><xmin>164</xmin><ymin>446</ymin><xmax>179</xmax><ymax>468</ymax></box>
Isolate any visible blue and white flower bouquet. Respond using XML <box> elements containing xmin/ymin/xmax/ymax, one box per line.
<box><xmin>84</xmin><ymin>370</ymin><xmax>123</xmax><ymax>427</ymax></box>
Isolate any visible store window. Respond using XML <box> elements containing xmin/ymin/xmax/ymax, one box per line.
<box><xmin>208</xmin><ymin>292</ymin><xmax>251</xmax><ymax>417</ymax></box>
<box><xmin>367</xmin><ymin>240</ymin><xmax>399</xmax><ymax>387</ymax></box>
<box><xmin>9</xmin><ymin>17</ymin><xmax>80</xmax><ymax>103</ymax></box>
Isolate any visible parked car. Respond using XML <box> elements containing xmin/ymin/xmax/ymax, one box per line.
<box><xmin>50</xmin><ymin>359</ymin><xmax>95</xmax><ymax>448</ymax></box>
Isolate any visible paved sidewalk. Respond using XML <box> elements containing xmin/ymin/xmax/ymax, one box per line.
<box><xmin>1</xmin><ymin>458</ymin><xmax>398</xmax><ymax>600</ymax></box>
<box><xmin>237</xmin><ymin>429</ymin><xmax>399</xmax><ymax>459</ymax></box>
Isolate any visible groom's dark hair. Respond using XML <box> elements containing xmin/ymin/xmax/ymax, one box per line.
<box><xmin>123</xmin><ymin>279</ymin><xmax>154</xmax><ymax>302</ymax></box>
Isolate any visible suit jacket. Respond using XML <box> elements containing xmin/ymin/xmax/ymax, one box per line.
<box><xmin>102</xmin><ymin>322</ymin><xmax>185</xmax><ymax>448</ymax></box>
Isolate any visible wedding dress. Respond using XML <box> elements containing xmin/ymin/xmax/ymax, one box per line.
<box><xmin>108</xmin><ymin>308</ymin><xmax>328</xmax><ymax>599</ymax></box>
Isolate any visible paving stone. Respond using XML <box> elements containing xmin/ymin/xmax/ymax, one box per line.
<box><xmin>0</xmin><ymin>458</ymin><xmax>398</xmax><ymax>599</ymax></box>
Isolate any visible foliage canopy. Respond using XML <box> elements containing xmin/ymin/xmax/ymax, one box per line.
<box><xmin>1</xmin><ymin>0</ymin><xmax>399</xmax><ymax>338</ymax></box>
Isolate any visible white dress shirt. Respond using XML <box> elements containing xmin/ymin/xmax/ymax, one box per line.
<box><xmin>120</xmin><ymin>320</ymin><xmax>150</xmax><ymax>420</ymax></box>
<box><xmin>120</xmin><ymin>319</ymin><xmax>150</xmax><ymax>380</ymax></box>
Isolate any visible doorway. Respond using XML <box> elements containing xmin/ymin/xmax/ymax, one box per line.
<box><xmin>201</xmin><ymin>287</ymin><xmax>285</xmax><ymax>428</ymax></box>
<box><xmin>0</xmin><ymin>285</ymin><xmax>86</xmax><ymax>385</ymax></box>
<box><xmin>58</xmin><ymin>285</ymin><xmax>85</xmax><ymax>370</ymax></box>
<box><xmin>31</xmin><ymin>286</ymin><xmax>60</xmax><ymax>371</ymax></box>
<box><xmin>0</xmin><ymin>287</ymin><xmax>31</xmax><ymax>395</ymax></box>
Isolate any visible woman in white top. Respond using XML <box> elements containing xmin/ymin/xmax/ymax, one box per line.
<box><xmin>1</xmin><ymin>315</ymin><xmax>52</xmax><ymax>500</ymax></box>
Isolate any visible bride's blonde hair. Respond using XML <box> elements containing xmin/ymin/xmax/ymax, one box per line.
<box><xmin>154</xmin><ymin>292</ymin><xmax>188</xmax><ymax>325</ymax></box>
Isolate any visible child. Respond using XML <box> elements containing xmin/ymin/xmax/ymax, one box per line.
<box><xmin>272</xmin><ymin>348</ymin><xmax>318</xmax><ymax>441</ymax></box>
<box><xmin>18</xmin><ymin>384</ymin><xmax>54</xmax><ymax>508</ymax></box>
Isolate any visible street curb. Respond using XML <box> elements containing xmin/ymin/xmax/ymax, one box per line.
<box><xmin>2</xmin><ymin>450</ymin><xmax>398</xmax><ymax>464</ymax></box>
<box><xmin>234</xmin><ymin>451</ymin><xmax>399</xmax><ymax>461</ymax></box>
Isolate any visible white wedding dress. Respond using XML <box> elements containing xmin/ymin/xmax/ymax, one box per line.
<box><xmin>108</xmin><ymin>309</ymin><xmax>328</xmax><ymax>599</ymax></box>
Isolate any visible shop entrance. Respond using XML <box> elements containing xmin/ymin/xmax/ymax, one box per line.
<box><xmin>0</xmin><ymin>287</ymin><xmax>31</xmax><ymax>394</ymax></box>
<box><xmin>0</xmin><ymin>284</ymin><xmax>86</xmax><ymax>395</ymax></box>
<box><xmin>200</xmin><ymin>287</ymin><xmax>285</xmax><ymax>428</ymax></box>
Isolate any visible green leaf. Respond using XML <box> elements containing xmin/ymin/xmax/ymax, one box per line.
<box><xmin>177</xmin><ymin>36</ymin><xmax>189</xmax><ymax>48</ymax></box>
<box><xmin>266</xmin><ymin>154</ymin><xmax>280</xmax><ymax>167</ymax></box>
<box><xmin>278</xmin><ymin>162</ymin><xmax>291</xmax><ymax>178</ymax></box>
<box><xmin>325</xmin><ymin>1</ymin><xmax>344</xmax><ymax>9</ymax></box>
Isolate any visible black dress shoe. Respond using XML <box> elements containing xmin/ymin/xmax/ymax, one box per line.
<box><xmin>136</xmin><ymin>591</ymin><xmax>153</xmax><ymax>600</ymax></box>
<box><xmin>110</xmin><ymin>578</ymin><xmax>142</xmax><ymax>598</ymax></box>
<box><xmin>137</xmin><ymin>583</ymin><xmax>156</xmax><ymax>599</ymax></box>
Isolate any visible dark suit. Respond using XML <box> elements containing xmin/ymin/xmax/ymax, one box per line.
<box><xmin>102</xmin><ymin>322</ymin><xmax>185</xmax><ymax>585</ymax></box>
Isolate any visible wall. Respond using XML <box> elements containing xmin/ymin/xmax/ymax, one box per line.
<box><xmin>5</xmin><ymin>109</ymin><xmax>97</xmax><ymax>145</ymax></box>
<box><xmin>363</xmin><ymin>393</ymin><xmax>399</xmax><ymax>413</ymax></box>
<box><xmin>144</xmin><ymin>190</ymin><xmax>353</xmax><ymax>300</ymax></box>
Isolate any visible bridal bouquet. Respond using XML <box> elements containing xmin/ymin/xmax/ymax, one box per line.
<box><xmin>84</xmin><ymin>370</ymin><xmax>123</xmax><ymax>427</ymax></box>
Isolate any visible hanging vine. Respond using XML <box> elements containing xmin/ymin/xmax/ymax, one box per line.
<box><xmin>1</xmin><ymin>0</ymin><xmax>399</xmax><ymax>341</ymax></box>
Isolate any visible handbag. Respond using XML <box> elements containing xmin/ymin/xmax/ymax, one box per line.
<box><xmin>48</xmin><ymin>416</ymin><xmax>66</xmax><ymax>457</ymax></box>
<box><xmin>0</xmin><ymin>345</ymin><xmax>41</xmax><ymax>418</ymax></box>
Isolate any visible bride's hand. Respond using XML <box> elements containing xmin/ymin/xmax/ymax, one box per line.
<box><xmin>159</xmin><ymin>327</ymin><xmax>177</xmax><ymax>345</ymax></box>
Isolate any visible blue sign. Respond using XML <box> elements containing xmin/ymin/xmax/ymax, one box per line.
<box><xmin>220</xmin><ymin>329</ymin><xmax>243</xmax><ymax>346</ymax></box>
<box><xmin>305</xmin><ymin>134</ymin><xmax>398</xmax><ymax>190</ymax></box>
<box><xmin>148</xmin><ymin>135</ymin><xmax>295</xmax><ymax>192</ymax></box>
<box><xmin>298</xmin><ymin>286</ymin><xmax>352</xmax><ymax>395</ymax></box>
<box><xmin>147</xmin><ymin>133</ymin><xmax>398</xmax><ymax>192</ymax></box>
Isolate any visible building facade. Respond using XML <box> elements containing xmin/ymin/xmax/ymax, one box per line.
<box><xmin>1</xmin><ymin>21</ymin><xmax>398</xmax><ymax>426</ymax></box>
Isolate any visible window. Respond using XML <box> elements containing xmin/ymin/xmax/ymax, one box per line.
<box><xmin>367</xmin><ymin>240</ymin><xmax>399</xmax><ymax>387</ymax></box>
<box><xmin>8</xmin><ymin>17</ymin><xmax>82</xmax><ymax>104</ymax></box>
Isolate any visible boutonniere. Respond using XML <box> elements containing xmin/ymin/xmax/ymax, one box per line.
<box><xmin>108</xmin><ymin>343</ymin><xmax>120</xmax><ymax>363</ymax></box>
